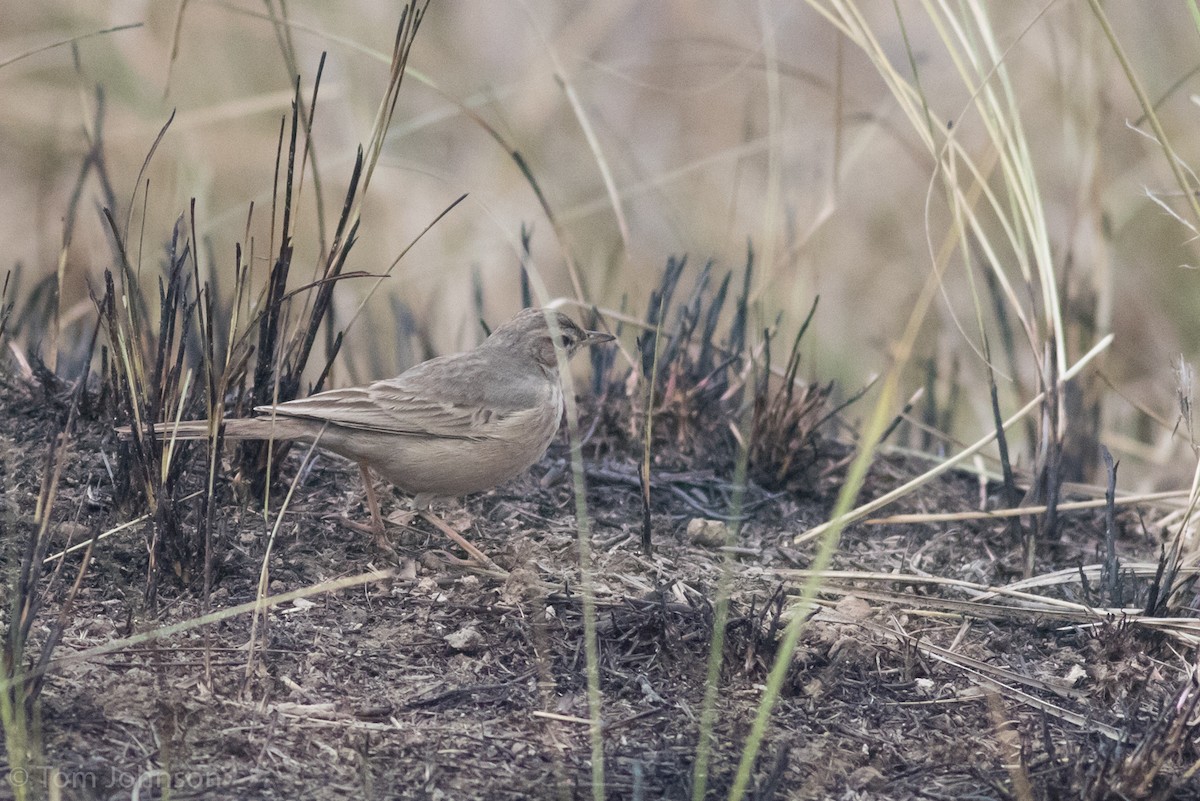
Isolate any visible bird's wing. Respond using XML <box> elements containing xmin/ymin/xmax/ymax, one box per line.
<box><xmin>256</xmin><ymin>352</ymin><xmax>547</xmax><ymax>440</ymax></box>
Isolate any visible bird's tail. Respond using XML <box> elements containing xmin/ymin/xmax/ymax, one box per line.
<box><xmin>114</xmin><ymin>417</ymin><xmax>313</xmax><ymax>442</ymax></box>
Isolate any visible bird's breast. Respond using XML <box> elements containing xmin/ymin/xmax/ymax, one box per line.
<box><xmin>495</xmin><ymin>381</ymin><xmax>563</xmax><ymax>452</ymax></box>
<box><xmin>346</xmin><ymin>382</ymin><xmax>564</xmax><ymax>499</ymax></box>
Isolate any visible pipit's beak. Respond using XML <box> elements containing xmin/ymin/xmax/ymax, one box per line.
<box><xmin>584</xmin><ymin>329</ymin><xmax>615</xmax><ymax>346</ymax></box>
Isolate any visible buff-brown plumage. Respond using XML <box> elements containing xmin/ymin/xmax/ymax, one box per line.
<box><xmin>138</xmin><ymin>308</ymin><xmax>613</xmax><ymax>510</ymax></box>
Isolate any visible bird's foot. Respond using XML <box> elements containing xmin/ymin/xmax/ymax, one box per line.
<box><xmin>338</xmin><ymin>515</ymin><xmax>377</xmax><ymax>536</ymax></box>
<box><xmin>419</xmin><ymin>510</ymin><xmax>507</xmax><ymax>576</ymax></box>
<box><xmin>371</xmin><ymin>530</ymin><xmax>401</xmax><ymax>561</ymax></box>
<box><xmin>385</xmin><ymin>508</ymin><xmax>417</xmax><ymax>528</ymax></box>
<box><xmin>424</xmin><ymin>549</ymin><xmax>510</xmax><ymax>580</ymax></box>
<box><xmin>339</xmin><ymin>509</ymin><xmax>504</xmax><ymax>576</ymax></box>
<box><xmin>336</xmin><ymin>515</ymin><xmax>403</xmax><ymax>560</ymax></box>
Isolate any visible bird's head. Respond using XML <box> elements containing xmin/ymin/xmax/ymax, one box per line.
<box><xmin>490</xmin><ymin>308</ymin><xmax>614</xmax><ymax>371</ymax></box>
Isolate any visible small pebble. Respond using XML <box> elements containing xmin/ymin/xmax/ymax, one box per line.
<box><xmin>444</xmin><ymin>625</ymin><xmax>485</xmax><ymax>653</ymax></box>
<box><xmin>687</xmin><ymin>518</ymin><xmax>728</xmax><ymax>547</ymax></box>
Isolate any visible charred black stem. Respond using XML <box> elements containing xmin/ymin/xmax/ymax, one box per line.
<box><xmin>1100</xmin><ymin>445</ymin><xmax>1121</xmax><ymax>606</ymax></box>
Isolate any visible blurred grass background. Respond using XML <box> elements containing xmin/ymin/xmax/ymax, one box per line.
<box><xmin>3</xmin><ymin>1</ymin><xmax>1198</xmax><ymax>488</ymax></box>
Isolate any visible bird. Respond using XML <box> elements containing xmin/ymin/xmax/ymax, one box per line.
<box><xmin>122</xmin><ymin>307</ymin><xmax>614</xmax><ymax>567</ymax></box>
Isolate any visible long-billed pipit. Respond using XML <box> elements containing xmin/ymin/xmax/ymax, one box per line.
<box><xmin>122</xmin><ymin>308</ymin><xmax>613</xmax><ymax>566</ymax></box>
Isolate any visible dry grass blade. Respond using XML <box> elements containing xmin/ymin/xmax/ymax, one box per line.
<box><xmin>780</xmin><ymin>566</ymin><xmax>1200</xmax><ymax>644</ymax></box>
<box><xmin>796</xmin><ymin>334</ymin><xmax>1113</xmax><ymax>545</ymax></box>
<box><xmin>638</xmin><ymin>306</ymin><xmax>664</xmax><ymax>555</ymax></box>
<box><xmin>40</xmin><ymin>570</ymin><xmax>393</xmax><ymax>673</ymax></box>
<box><xmin>866</xmin><ymin>488</ymin><xmax>1187</xmax><ymax>524</ymax></box>
<box><xmin>263</xmin><ymin>7</ymin><xmax>330</xmax><ymax>253</ymax></box>
<box><xmin>0</xmin><ymin>270</ymin><xmax>12</xmax><ymax>355</ymax></box>
<box><xmin>814</xmin><ymin>606</ymin><xmax>1128</xmax><ymax>741</ymax></box>
<box><xmin>360</xmin><ymin>1</ymin><xmax>427</xmax><ymax>197</ymax></box>
<box><xmin>689</xmin><ymin>405</ymin><xmax>753</xmax><ymax>801</ymax></box>
<box><xmin>41</xmin><ymin>490</ymin><xmax>206</xmax><ymax>565</ymax></box>
<box><xmin>1087</xmin><ymin>0</ymin><xmax>1200</xmax><ymax>231</ymax></box>
<box><xmin>1081</xmin><ymin>670</ymin><xmax>1200</xmax><ymax>797</ymax></box>
<box><xmin>244</xmin><ymin>430</ymin><xmax>327</xmax><ymax>689</ymax></box>
<box><xmin>0</xmin><ymin>22</ymin><xmax>142</xmax><ymax>71</ymax></box>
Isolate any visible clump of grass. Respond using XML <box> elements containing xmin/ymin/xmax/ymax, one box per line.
<box><xmin>94</xmin><ymin>2</ymin><xmax>432</xmax><ymax>608</ymax></box>
<box><xmin>602</xmin><ymin>249</ymin><xmax>850</xmax><ymax>797</ymax></box>
<box><xmin>100</xmin><ymin>214</ymin><xmax>204</xmax><ymax>601</ymax></box>
<box><xmin>628</xmin><ymin>249</ymin><xmax>839</xmax><ymax>494</ymax></box>
<box><xmin>748</xmin><ymin>297</ymin><xmax>835</xmax><ymax>496</ymax></box>
<box><xmin>1</xmin><ymin>3</ymin><xmax>433</xmax><ymax>791</ymax></box>
<box><xmin>638</xmin><ymin>254</ymin><xmax>750</xmax><ymax>436</ymax></box>
<box><xmin>1</xmin><ymin>343</ymin><xmax>100</xmax><ymax>801</ymax></box>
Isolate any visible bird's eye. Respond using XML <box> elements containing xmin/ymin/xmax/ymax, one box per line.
<box><xmin>559</xmin><ymin>334</ymin><xmax>573</xmax><ymax>348</ymax></box>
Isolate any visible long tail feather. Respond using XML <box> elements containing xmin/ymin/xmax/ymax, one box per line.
<box><xmin>114</xmin><ymin>417</ymin><xmax>315</xmax><ymax>441</ymax></box>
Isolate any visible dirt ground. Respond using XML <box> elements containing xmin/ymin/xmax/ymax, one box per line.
<box><xmin>2</xmin><ymin>371</ymin><xmax>1199</xmax><ymax>801</ymax></box>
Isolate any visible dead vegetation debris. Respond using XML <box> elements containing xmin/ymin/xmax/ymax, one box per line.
<box><xmin>3</xmin><ymin>365</ymin><xmax>1200</xmax><ymax>799</ymax></box>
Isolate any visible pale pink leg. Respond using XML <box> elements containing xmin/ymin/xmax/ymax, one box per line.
<box><xmin>419</xmin><ymin>510</ymin><xmax>504</xmax><ymax>572</ymax></box>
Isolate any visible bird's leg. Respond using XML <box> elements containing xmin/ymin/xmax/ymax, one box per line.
<box><xmin>418</xmin><ymin>509</ymin><xmax>506</xmax><ymax>573</ymax></box>
<box><xmin>359</xmin><ymin>464</ymin><xmax>384</xmax><ymax>533</ymax></box>
<box><xmin>350</xmin><ymin>463</ymin><xmax>400</xmax><ymax>557</ymax></box>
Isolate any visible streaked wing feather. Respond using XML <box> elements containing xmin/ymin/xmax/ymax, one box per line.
<box><xmin>255</xmin><ymin>353</ymin><xmax>542</xmax><ymax>440</ymax></box>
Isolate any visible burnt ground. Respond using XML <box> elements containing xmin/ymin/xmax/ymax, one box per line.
<box><xmin>2</xmin><ymin>373</ymin><xmax>1199</xmax><ymax>801</ymax></box>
